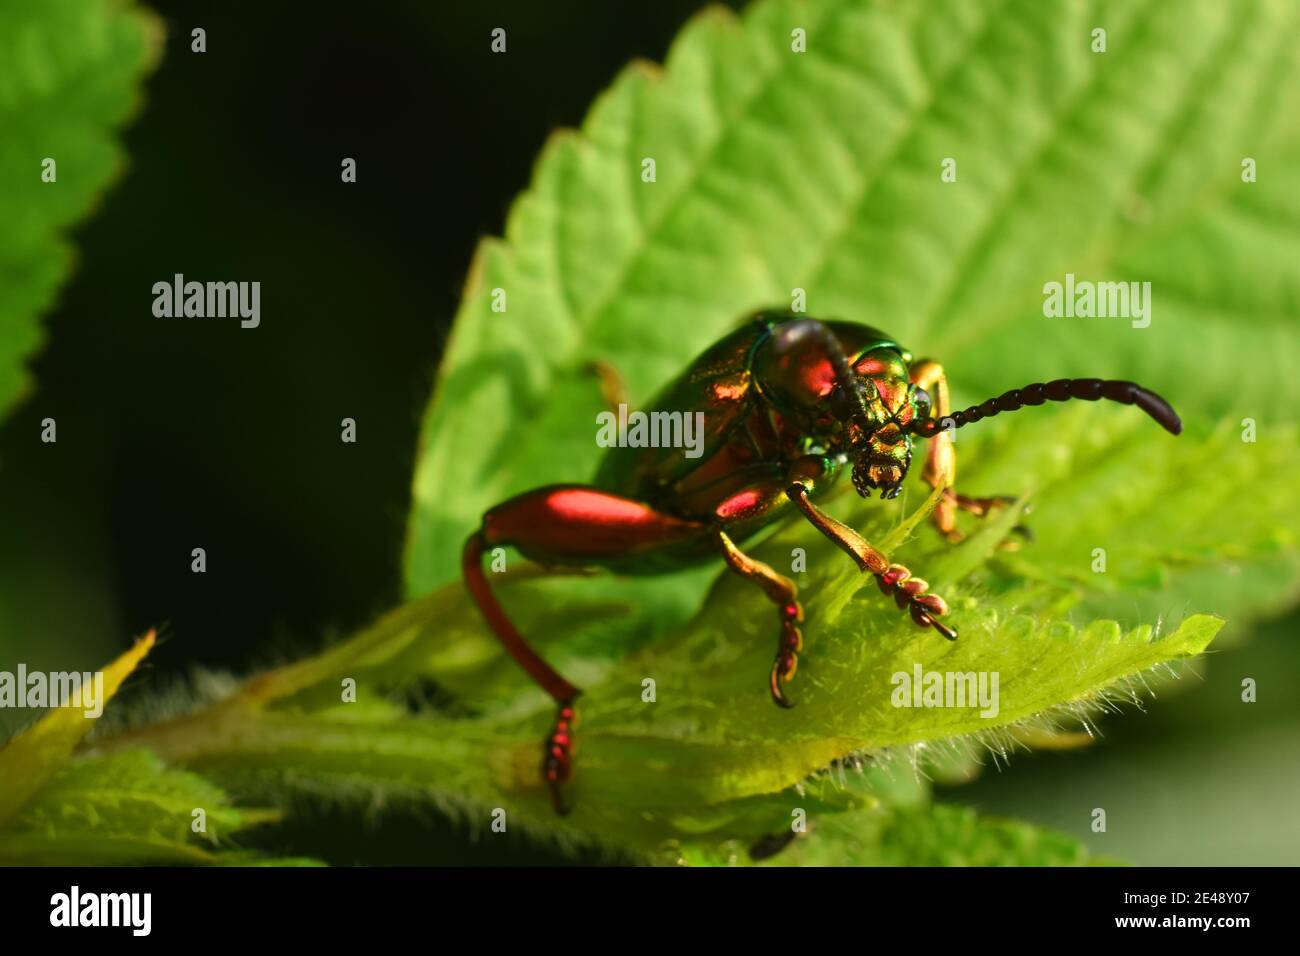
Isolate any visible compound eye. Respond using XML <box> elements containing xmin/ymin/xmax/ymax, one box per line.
<box><xmin>911</xmin><ymin>386</ymin><xmax>933</xmax><ymax>420</ymax></box>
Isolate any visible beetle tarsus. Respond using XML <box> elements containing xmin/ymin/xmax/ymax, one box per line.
<box><xmin>769</xmin><ymin>603</ymin><xmax>802</xmax><ymax>708</ymax></box>
<box><xmin>875</xmin><ymin>563</ymin><xmax>956</xmax><ymax>640</ymax></box>
<box><xmin>949</xmin><ymin>491</ymin><xmax>1018</xmax><ymax>517</ymax></box>
<box><xmin>542</xmin><ymin>702</ymin><xmax>577</xmax><ymax>815</ymax></box>
<box><xmin>941</xmin><ymin>490</ymin><xmax>1029</xmax><ymax>547</ymax></box>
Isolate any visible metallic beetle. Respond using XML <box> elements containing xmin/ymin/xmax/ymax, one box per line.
<box><xmin>462</xmin><ymin>311</ymin><xmax>1182</xmax><ymax>811</ymax></box>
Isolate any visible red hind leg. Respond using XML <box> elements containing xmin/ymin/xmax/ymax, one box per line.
<box><xmin>464</xmin><ymin>533</ymin><xmax>581</xmax><ymax>813</ymax></box>
<box><xmin>463</xmin><ymin>485</ymin><xmax>706</xmax><ymax>813</ymax></box>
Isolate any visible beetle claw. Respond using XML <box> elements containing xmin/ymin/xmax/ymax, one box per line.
<box><xmin>931</xmin><ymin>616</ymin><xmax>959</xmax><ymax>641</ymax></box>
<box><xmin>768</xmin><ymin>605</ymin><xmax>802</xmax><ymax>708</ymax></box>
<box><xmin>770</xmin><ymin>641</ymin><xmax>799</xmax><ymax>708</ymax></box>
<box><xmin>546</xmin><ymin>776</ymin><xmax>571</xmax><ymax>815</ymax></box>
<box><xmin>769</xmin><ymin>660</ymin><xmax>796</xmax><ymax>708</ymax></box>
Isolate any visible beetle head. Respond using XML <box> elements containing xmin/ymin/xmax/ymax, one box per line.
<box><xmin>750</xmin><ymin>318</ymin><xmax>931</xmax><ymax>498</ymax></box>
<box><xmin>834</xmin><ymin>347</ymin><xmax>932</xmax><ymax>500</ymax></box>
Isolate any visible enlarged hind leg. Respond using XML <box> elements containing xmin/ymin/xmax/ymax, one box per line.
<box><xmin>463</xmin><ymin>533</ymin><xmax>581</xmax><ymax>813</ymax></box>
<box><xmin>463</xmin><ymin>485</ymin><xmax>707</xmax><ymax>812</ymax></box>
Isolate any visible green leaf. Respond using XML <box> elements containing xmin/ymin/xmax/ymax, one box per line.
<box><xmin>0</xmin><ymin>630</ymin><xmax>154</xmax><ymax>827</ymax></box>
<box><xmin>955</xmin><ymin>412</ymin><xmax>1300</xmax><ymax>642</ymax></box>
<box><xmin>749</xmin><ymin>804</ymin><xmax>1096</xmax><ymax>867</ymax></box>
<box><xmin>0</xmin><ymin>0</ymin><xmax>160</xmax><ymax>419</ymax></box>
<box><xmin>0</xmin><ymin>635</ymin><xmax>301</xmax><ymax>866</ymax></box>
<box><xmin>16</xmin><ymin>0</ymin><xmax>1295</xmax><ymax>866</ymax></box>
<box><xmin>94</xmin><ymin>435</ymin><xmax>1230</xmax><ymax>860</ymax></box>
<box><xmin>0</xmin><ymin>750</ymin><xmax>285</xmax><ymax>866</ymax></box>
<box><xmin>405</xmin><ymin>0</ymin><xmax>1300</xmax><ymax>595</ymax></box>
<box><xmin>383</xmin><ymin>0</ymin><xmax>1300</xmax><ymax>861</ymax></box>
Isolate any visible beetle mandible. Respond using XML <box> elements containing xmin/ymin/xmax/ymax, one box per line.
<box><xmin>462</xmin><ymin>311</ymin><xmax>1182</xmax><ymax>812</ymax></box>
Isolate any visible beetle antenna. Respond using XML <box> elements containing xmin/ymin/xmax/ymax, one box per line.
<box><xmin>909</xmin><ymin>378</ymin><xmax>1182</xmax><ymax>437</ymax></box>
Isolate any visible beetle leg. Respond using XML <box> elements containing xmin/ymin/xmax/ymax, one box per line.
<box><xmin>716</xmin><ymin>528</ymin><xmax>804</xmax><ymax>708</ymax></box>
<box><xmin>909</xmin><ymin>359</ymin><xmax>959</xmax><ymax>537</ymax></box>
<box><xmin>463</xmin><ymin>532</ymin><xmax>582</xmax><ymax>813</ymax></box>
<box><xmin>911</xmin><ymin>359</ymin><xmax>1022</xmax><ymax>543</ymax></box>
<box><xmin>787</xmin><ymin>482</ymin><xmax>957</xmax><ymax>641</ymax></box>
<box><xmin>585</xmin><ymin>359</ymin><xmax>630</xmax><ymax>414</ymax></box>
<box><xmin>945</xmin><ymin>490</ymin><xmax>1016</xmax><ymax>516</ymax></box>
<box><xmin>464</xmin><ymin>485</ymin><xmax>707</xmax><ymax>812</ymax></box>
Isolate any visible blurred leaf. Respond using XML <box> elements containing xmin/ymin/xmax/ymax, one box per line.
<box><xmin>0</xmin><ymin>634</ymin><xmax>298</xmax><ymax>866</ymax></box>
<box><xmin>952</xmin><ymin>610</ymin><xmax>1300</xmax><ymax>865</ymax></box>
<box><xmin>405</xmin><ymin>0</ymin><xmax>1300</xmax><ymax>594</ymax></box>
<box><xmin>955</xmin><ymin>411</ymin><xmax>1300</xmax><ymax>639</ymax></box>
<box><xmin>751</xmin><ymin>804</ymin><xmax>1095</xmax><ymax>867</ymax></box>
<box><xmin>0</xmin><ymin>0</ymin><xmax>160</xmax><ymax>418</ymax></box>
<box><xmin>0</xmin><ymin>750</ymin><xmax>286</xmax><ymax>866</ymax></box>
<box><xmin>0</xmin><ymin>630</ymin><xmax>154</xmax><ymax>827</ymax></box>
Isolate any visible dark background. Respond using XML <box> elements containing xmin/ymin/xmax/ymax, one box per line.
<box><xmin>2</xmin><ymin>1</ymin><xmax>1294</xmax><ymax>865</ymax></box>
<box><xmin>1</xmin><ymin>0</ymin><xmax>740</xmax><ymax>681</ymax></box>
<box><xmin>0</xmin><ymin>0</ymin><xmax>743</xmax><ymax>865</ymax></box>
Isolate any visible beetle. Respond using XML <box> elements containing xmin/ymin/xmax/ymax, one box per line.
<box><xmin>462</xmin><ymin>311</ymin><xmax>1182</xmax><ymax>812</ymax></box>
